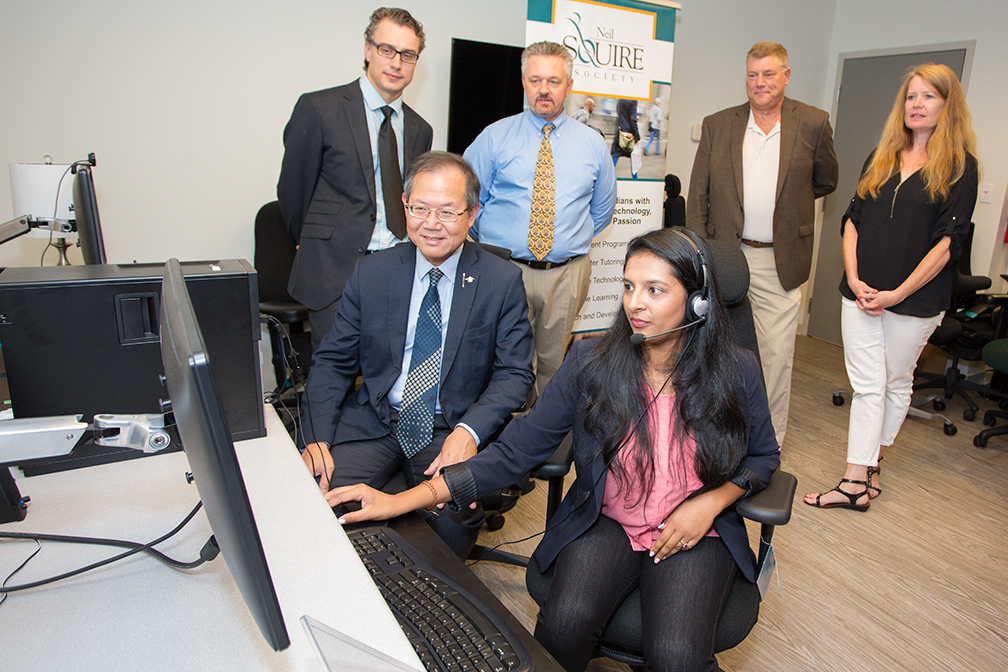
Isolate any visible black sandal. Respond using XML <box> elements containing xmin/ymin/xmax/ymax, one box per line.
<box><xmin>805</xmin><ymin>478</ymin><xmax>871</xmax><ymax>511</ymax></box>
<box><xmin>866</xmin><ymin>456</ymin><xmax>883</xmax><ymax>499</ymax></box>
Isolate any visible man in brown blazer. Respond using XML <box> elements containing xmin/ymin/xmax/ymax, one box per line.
<box><xmin>687</xmin><ymin>41</ymin><xmax>838</xmax><ymax>447</ymax></box>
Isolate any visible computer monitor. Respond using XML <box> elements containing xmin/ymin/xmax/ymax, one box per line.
<box><xmin>159</xmin><ymin>257</ymin><xmax>290</xmax><ymax>652</ymax></box>
<box><xmin>72</xmin><ymin>165</ymin><xmax>106</xmax><ymax>264</ymax></box>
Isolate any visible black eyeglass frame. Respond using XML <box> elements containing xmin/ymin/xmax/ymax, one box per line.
<box><xmin>367</xmin><ymin>39</ymin><xmax>420</xmax><ymax>64</ymax></box>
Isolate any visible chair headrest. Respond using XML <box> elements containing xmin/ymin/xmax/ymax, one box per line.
<box><xmin>664</xmin><ymin>174</ymin><xmax>682</xmax><ymax>198</ymax></box>
<box><xmin>705</xmin><ymin>238</ymin><xmax>749</xmax><ymax>307</ymax></box>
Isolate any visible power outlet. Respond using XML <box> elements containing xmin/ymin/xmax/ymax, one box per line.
<box><xmin>980</xmin><ymin>183</ymin><xmax>993</xmax><ymax>204</ymax></box>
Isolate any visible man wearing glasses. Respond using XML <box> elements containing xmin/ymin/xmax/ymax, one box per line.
<box><xmin>687</xmin><ymin>41</ymin><xmax>838</xmax><ymax>449</ymax></box>
<box><xmin>298</xmin><ymin>152</ymin><xmax>534</xmax><ymax>558</ymax></box>
<box><xmin>279</xmin><ymin>7</ymin><xmax>433</xmax><ymax>350</ymax></box>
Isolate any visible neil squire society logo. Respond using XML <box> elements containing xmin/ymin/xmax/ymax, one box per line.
<box><xmin>563</xmin><ymin>11</ymin><xmax>645</xmax><ymax>84</ymax></box>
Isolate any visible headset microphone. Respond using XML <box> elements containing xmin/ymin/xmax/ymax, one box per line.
<box><xmin>629</xmin><ymin>318</ymin><xmax>704</xmax><ymax>345</ymax></box>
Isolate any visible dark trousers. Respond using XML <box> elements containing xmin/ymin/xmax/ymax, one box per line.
<box><xmin>534</xmin><ymin>514</ymin><xmax>736</xmax><ymax>672</ymax></box>
<box><xmin>327</xmin><ymin>414</ymin><xmax>484</xmax><ymax>558</ymax></box>
<box><xmin>309</xmin><ymin>301</ymin><xmax>340</xmax><ymax>352</ymax></box>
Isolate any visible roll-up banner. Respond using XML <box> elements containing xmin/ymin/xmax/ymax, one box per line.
<box><xmin>527</xmin><ymin>0</ymin><xmax>679</xmax><ymax>333</ymax></box>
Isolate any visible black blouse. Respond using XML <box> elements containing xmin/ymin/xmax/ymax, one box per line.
<box><xmin>839</xmin><ymin>152</ymin><xmax>978</xmax><ymax>317</ymax></box>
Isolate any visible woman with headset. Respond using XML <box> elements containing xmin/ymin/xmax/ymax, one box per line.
<box><xmin>330</xmin><ymin>227</ymin><xmax>780</xmax><ymax>671</ymax></box>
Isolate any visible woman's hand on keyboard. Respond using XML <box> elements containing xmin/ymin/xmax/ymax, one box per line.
<box><xmin>327</xmin><ymin>484</ymin><xmax>408</xmax><ymax>524</ymax></box>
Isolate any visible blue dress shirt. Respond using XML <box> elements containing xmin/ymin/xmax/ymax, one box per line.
<box><xmin>388</xmin><ymin>246</ymin><xmax>479</xmax><ymax>445</ymax></box>
<box><xmin>464</xmin><ymin>110</ymin><xmax>617</xmax><ymax>264</ymax></box>
<box><xmin>359</xmin><ymin>76</ymin><xmax>406</xmax><ymax>252</ymax></box>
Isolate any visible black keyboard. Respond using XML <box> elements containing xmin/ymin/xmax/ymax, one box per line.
<box><xmin>348</xmin><ymin>526</ymin><xmax>534</xmax><ymax>672</ymax></box>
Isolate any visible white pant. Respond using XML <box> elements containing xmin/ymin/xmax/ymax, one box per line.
<box><xmin>742</xmin><ymin>245</ymin><xmax>801</xmax><ymax>448</ymax></box>
<box><xmin>841</xmin><ymin>298</ymin><xmax>943</xmax><ymax>466</ymax></box>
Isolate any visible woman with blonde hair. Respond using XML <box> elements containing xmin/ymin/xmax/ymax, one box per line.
<box><xmin>806</xmin><ymin>63</ymin><xmax>978</xmax><ymax>510</ymax></box>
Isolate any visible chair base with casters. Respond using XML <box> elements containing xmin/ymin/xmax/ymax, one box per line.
<box><xmin>832</xmin><ymin>389</ymin><xmax>958</xmax><ymax>436</ymax></box>
<box><xmin>975</xmin><ymin>408</ymin><xmax>1008</xmax><ymax>447</ymax></box>
<box><xmin>525</xmin><ymin>470</ymin><xmax>797</xmax><ymax>669</ymax></box>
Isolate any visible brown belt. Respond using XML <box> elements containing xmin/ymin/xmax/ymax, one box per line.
<box><xmin>741</xmin><ymin>238</ymin><xmax>773</xmax><ymax>249</ymax></box>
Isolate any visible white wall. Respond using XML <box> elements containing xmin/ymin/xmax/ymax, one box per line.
<box><xmin>2</xmin><ymin>0</ymin><xmax>1005</xmax><ymax>289</ymax></box>
<box><xmin>664</xmin><ymin>0</ymin><xmax>838</xmax><ymax>191</ymax></box>
<box><xmin>0</xmin><ymin>0</ymin><xmax>526</xmax><ymax>268</ymax></box>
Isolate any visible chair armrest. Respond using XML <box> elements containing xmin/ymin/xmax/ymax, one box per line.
<box><xmin>955</xmin><ymin>274</ymin><xmax>992</xmax><ymax>294</ymax></box>
<box><xmin>260</xmin><ymin>301</ymin><xmax>309</xmax><ymax>324</ymax></box>
<box><xmin>532</xmin><ymin>432</ymin><xmax>574</xmax><ymax>480</ymax></box>
<box><xmin>735</xmin><ymin>470</ymin><xmax>796</xmax><ymax>527</ymax></box>
<box><xmin>531</xmin><ymin>433</ymin><xmax>574</xmax><ymax>525</ymax></box>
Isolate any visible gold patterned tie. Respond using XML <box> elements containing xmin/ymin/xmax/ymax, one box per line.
<box><xmin>527</xmin><ymin>123</ymin><xmax>555</xmax><ymax>261</ymax></box>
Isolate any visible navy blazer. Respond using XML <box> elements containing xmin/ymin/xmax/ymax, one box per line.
<box><xmin>278</xmin><ymin>81</ymin><xmax>434</xmax><ymax>310</ymax></box>
<box><xmin>301</xmin><ymin>241</ymin><xmax>535</xmax><ymax>449</ymax></box>
<box><xmin>461</xmin><ymin>339</ymin><xmax>780</xmax><ymax>581</ymax></box>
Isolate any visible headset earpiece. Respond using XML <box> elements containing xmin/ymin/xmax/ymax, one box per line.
<box><xmin>670</xmin><ymin>229</ymin><xmax>709</xmax><ymax>324</ymax></box>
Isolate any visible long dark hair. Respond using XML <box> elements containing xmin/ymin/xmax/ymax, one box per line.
<box><xmin>579</xmin><ymin>228</ymin><xmax>748</xmax><ymax>501</ymax></box>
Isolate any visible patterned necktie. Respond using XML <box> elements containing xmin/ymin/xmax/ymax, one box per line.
<box><xmin>527</xmin><ymin>122</ymin><xmax>555</xmax><ymax>261</ymax></box>
<box><xmin>379</xmin><ymin>106</ymin><xmax>407</xmax><ymax>240</ymax></box>
<box><xmin>396</xmin><ymin>268</ymin><xmax>444</xmax><ymax>458</ymax></box>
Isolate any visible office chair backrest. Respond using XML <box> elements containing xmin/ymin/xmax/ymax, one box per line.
<box><xmin>959</xmin><ymin>222</ymin><xmax>976</xmax><ymax>276</ymax></box>
<box><xmin>663</xmin><ymin>173</ymin><xmax>686</xmax><ymax>229</ymax></box>
<box><xmin>705</xmin><ymin>238</ymin><xmax>761</xmax><ymax>368</ymax></box>
<box><xmin>254</xmin><ymin>201</ymin><xmax>298</xmax><ymax>304</ymax></box>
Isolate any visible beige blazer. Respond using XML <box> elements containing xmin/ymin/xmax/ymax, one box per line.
<box><xmin>686</xmin><ymin>98</ymin><xmax>838</xmax><ymax>290</ymax></box>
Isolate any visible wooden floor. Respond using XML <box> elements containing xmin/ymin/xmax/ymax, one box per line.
<box><xmin>468</xmin><ymin>336</ymin><xmax>1008</xmax><ymax>671</ymax></box>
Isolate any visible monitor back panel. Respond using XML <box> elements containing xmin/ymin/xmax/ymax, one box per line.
<box><xmin>0</xmin><ymin>261</ymin><xmax>265</xmax><ymax>447</ymax></box>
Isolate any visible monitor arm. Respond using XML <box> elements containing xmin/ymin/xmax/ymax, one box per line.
<box><xmin>0</xmin><ymin>413</ymin><xmax>171</xmax><ymax>523</ymax></box>
<box><xmin>92</xmin><ymin>413</ymin><xmax>172</xmax><ymax>453</ymax></box>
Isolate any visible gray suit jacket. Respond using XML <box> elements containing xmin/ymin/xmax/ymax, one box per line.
<box><xmin>277</xmin><ymin>81</ymin><xmax>433</xmax><ymax>310</ymax></box>
<box><xmin>686</xmin><ymin>98</ymin><xmax>838</xmax><ymax>290</ymax></box>
<box><xmin>302</xmin><ymin>241</ymin><xmax>535</xmax><ymax>448</ymax></box>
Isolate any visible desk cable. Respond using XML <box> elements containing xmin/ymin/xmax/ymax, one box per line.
<box><xmin>0</xmin><ymin>501</ymin><xmax>217</xmax><ymax>599</ymax></box>
<box><xmin>0</xmin><ymin>538</ymin><xmax>40</xmax><ymax>606</ymax></box>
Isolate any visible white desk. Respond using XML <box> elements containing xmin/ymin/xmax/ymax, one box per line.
<box><xmin>0</xmin><ymin>406</ymin><xmax>421</xmax><ymax>671</ymax></box>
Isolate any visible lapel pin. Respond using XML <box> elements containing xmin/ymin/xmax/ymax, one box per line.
<box><xmin>463</xmin><ymin>274</ymin><xmax>474</xmax><ymax>287</ymax></box>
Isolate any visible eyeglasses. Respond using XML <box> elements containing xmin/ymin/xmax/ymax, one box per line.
<box><xmin>406</xmin><ymin>204</ymin><xmax>469</xmax><ymax>223</ymax></box>
<box><xmin>368</xmin><ymin>39</ymin><xmax>419</xmax><ymax>64</ymax></box>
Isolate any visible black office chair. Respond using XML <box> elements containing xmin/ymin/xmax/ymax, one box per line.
<box><xmin>973</xmin><ymin>339</ymin><xmax>1008</xmax><ymax>447</ymax></box>
<box><xmin>662</xmin><ymin>174</ymin><xmax>686</xmax><ymax>229</ymax></box>
<box><xmin>519</xmin><ymin>239</ymin><xmax>796</xmax><ymax>667</ymax></box>
<box><xmin>254</xmin><ymin>201</ymin><xmax>312</xmax><ymax>399</ymax></box>
<box><xmin>526</xmin><ymin>470</ymin><xmax>796</xmax><ymax>667</ymax></box>
<box><xmin>913</xmin><ymin>223</ymin><xmax>1007</xmax><ymax>422</ymax></box>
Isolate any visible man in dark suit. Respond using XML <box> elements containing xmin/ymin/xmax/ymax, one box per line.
<box><xmin>278</xmin><ymin>7</ymin><xmax>433</xmax><ymax>349</ymax></box>
<box><xmin>687</xmin><ymin>41</ymin><xmax>838</xmax><ymax>447</ymax></box>
<box><xmin>299</xmin><ymin>151</ymin><xmax>535</xmax><ymax>557</ymax></box>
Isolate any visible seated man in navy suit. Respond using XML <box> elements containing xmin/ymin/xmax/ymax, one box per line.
<box><xmin>298</xmin><ymin>151</ymin><xmax>535</xmax><ymax>557</ymax></box>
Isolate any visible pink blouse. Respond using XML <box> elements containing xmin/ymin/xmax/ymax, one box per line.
<box><xmin>600</xmin><ymin>391</ymin><xmax>718</xmax><ymax>552</ymax></box>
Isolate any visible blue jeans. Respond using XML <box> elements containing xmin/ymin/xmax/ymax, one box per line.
<box><xmin>612</xmin><ymin>154</ymin><xmax>638</xmax><ymax>179</ymax></box>
<box><xmin>534</xmin><ymin>514</ymin><xmax>736</xmax><ymax>672</ymax></box>
<box><xmin>644</xmin><ymin>128</ymin><xmax>660</xmax><ymax>154</ymax></box>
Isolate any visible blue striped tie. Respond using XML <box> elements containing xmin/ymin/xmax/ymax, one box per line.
<box><xmin>396</xmin><ymin>268</ymin><xmax>444</xmax><ymax>457</ymax></box>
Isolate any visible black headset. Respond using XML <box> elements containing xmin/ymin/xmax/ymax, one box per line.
<box><xmin>670</xmin><ymin>228</ymin><xmax>709</xmax><ymax>323</ymax></box>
